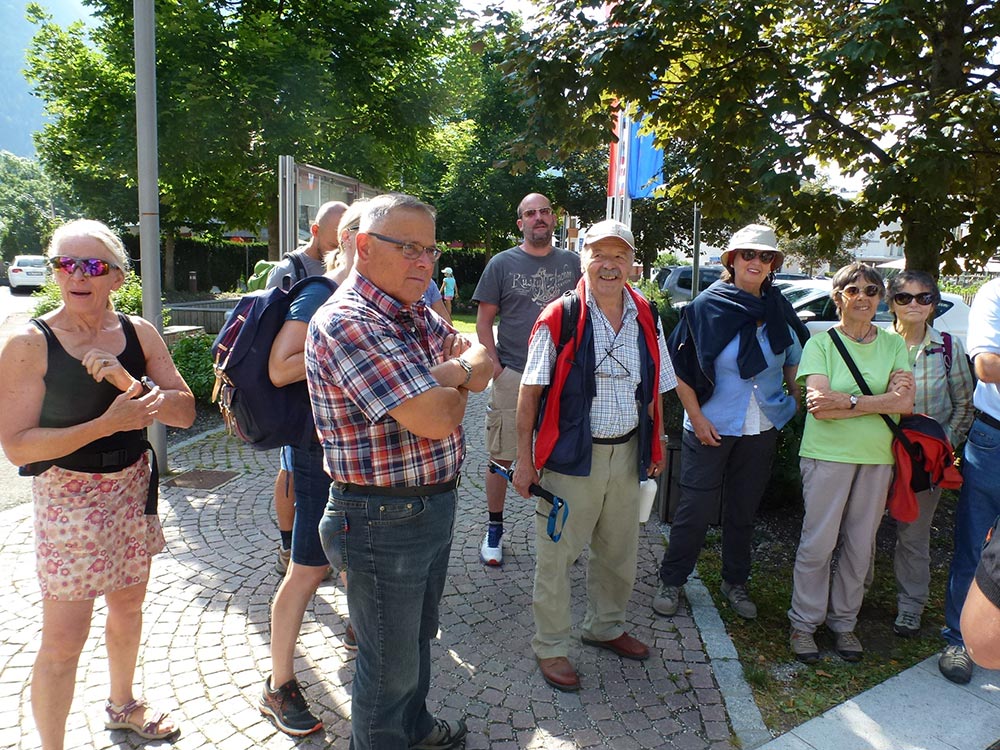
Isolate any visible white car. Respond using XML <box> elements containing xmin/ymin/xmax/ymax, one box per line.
<box><xmin>7</xmin><ymin>254</ymin><xmax>48</xmax><ymax>293</ymax></box>
<box><xmin>783</xmin><ymin>280</ymin><xmax>970</xmax><ymax>346</ymax></box>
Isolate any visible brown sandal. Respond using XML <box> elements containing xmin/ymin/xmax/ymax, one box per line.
<box><xmin>105</xmin><ymin>698</ymin><xmax>180</xmax><ymax>741</ymax></box>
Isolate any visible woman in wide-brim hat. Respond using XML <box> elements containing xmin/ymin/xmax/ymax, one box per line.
<box><xmin>654</xmin><ymin>224</ymin><xmax>807</xmax><ymax>622</ymax></box>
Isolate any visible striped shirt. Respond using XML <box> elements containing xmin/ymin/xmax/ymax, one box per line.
<box><xmin>305</xmin><ymin>271</ymin><xmax>464</xmax><ymax>486</ymax></box>
<box><xmin>522</xmin><ymin>285</ymin><xmax>677</xmax><ymax>438</ymax></box>
<box><xmin>908</xmin><ymin>326</ymin><xmax>975</xmax><ymax>447</ymax></box>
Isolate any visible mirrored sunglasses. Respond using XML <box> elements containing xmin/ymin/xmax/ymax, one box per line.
<box><xmin>521</xmin><ymin>207</ymin><xmax>553</xmax><ymax>219</ymax></box>
<box><xmin>892</xmin><ymin>291</ymin><xmax>936</xmax><ymax>306</ymax></box>
<box><xmin>738</xmin><ymin>249</ymin><xmax>777</xmax><ymax>263</ymax></box>
<box><xmin>841</xmin><ymin>284</ymin><xmax>882</xmax><ymax>298</ymax></box>
<box><xmin>49</xmin><ymin>255</ymin><xmax>120</xmax><ymax>277</ymax></box>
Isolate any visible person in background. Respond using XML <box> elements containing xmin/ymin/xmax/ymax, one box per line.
<box><xmin>473</xmin><ymin>192</ymin><xmax>581</xmax><ymax>566</ymax></box>
<box><xmin>960</xmin><ymin>516</ymin><xmax>1000</xmax><ymax>669</ymax></box>
<box><xmin>269</xmin><ymin>201</ymin><xmax>348</xmax><ymax>576</ymax></box>
<box><xmin>514</xmin><ymin>220</ymin><xmax>676</xmax><ymax>692</ymax></box>
<box><xmin>440</xmin><ymin>267</ymin><xmax>458</xmax><ymax>318</ymax></box>
<box><xmin>0</xmin><ymin>220</ymin><xmax>195</xmax><ymax>749</ymax></box>
<box><xmin>940</xmin><ymin>275</ymin><xmax>1000</xmax><ymax>684</ymax></box>
<box><xmin>308</xmin><ymin>193</ymin><xmax>492</xmax><ymax>749</ymax></box>
<box><xmin>258</xmin><ymin>202</ymin><xmax>365</xmax><ymax>737</ymax></box>
<box><xmin>654</xmin><ymin>224</ymin><xmax>804</xmax><ymax>621</ymax></box>
<box><xmin>788</xmin><ymin>263</ymin><xmax>913</xmax><ymax>664</ymax></box>
<box><xmin>878</xmin><ymin>271</ymin><xmax>973</xmax><ymax>639</ymax></box>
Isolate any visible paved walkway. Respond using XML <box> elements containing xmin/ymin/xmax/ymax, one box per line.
<box><xmin>0</xmin><ymin>389</ymin><xmax>765</xmax><ymax>750</ymax></box>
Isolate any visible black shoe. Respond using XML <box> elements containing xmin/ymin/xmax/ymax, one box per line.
<box><xmin>259</xmin><ymin>676</ymin><xmax>323</xmax><ymax>737</ymax></box>
<box><xmin>411</xmin><ymin>716</ymin><xmax>468</xmax><ymax>749</ymax></box>
<box><xmin>939</xmin><ymin>645</ymin><xmax>973</xmax><ymax>684</ymax></box>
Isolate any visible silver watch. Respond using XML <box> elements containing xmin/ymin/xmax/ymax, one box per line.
<box><xmin>456</xmin><ymin>357</ymin><xmax>473</xmax><ymax>386</ymax></box>
<box><xmin>849</xmin><ymin>394</ymin><xmax>858</xmax><ymax>409</ymax></box>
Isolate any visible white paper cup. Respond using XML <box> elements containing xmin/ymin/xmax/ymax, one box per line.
<box><xmin>638</xmin><ymin>478</ymin><xmax>658</xmax><ymax>523</ymax></box>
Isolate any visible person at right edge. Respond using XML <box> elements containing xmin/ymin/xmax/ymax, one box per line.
<box><xmin>513</xmin><ymin>220</ymin><xmax>676</xmax><ymax>692</ymax></box>
<box><xmin>654</xmin><ymin>224</ymin><xmax>806</xmax><ymax>621</ymax></box>
<box><xmin>940</xmin><ymin>275</ymin><xmax>1000</xmax><ymax>684</ymax></box>
<box><xmin>472</xmin><ymin>193</ymin><xmax>581</xmax><ymax>566</ymax></box>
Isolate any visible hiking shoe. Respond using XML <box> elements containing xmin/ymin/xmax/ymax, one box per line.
<box><xmin>790</xmin><ymin>628</ymin><xmax>819</xmax><ymax>664</ymax></box>
<box><xmin>939</xmin><ymin>645</ymin><xmax>973</xmax><ymax>684</ymax></box>
<box><xmin>259</xmin><ymin>676</ymin><xmax>322</xmax><ymax>737</ymax></box>
<box><xmin>893</xmin><ymin>611</ymin><xmax>921</xmax><ymax>638</ymax></box>
<box><xmin>834</xmin><ymin>631</ymin><xmax>863</xmax><ymax>662</ymax></box>
<box><xmin>275</xmin><ymin>545</ymin><xmax>291</xmax><ymax>576</ymax></box>
<box><xmin>343</xmin><ymin>621</ymin><xmax>358</xmax><ymax>651</ymax></box>
<box><xmin>652</xmin><ymin>581</ymin><xmax>680</xmax><ymax>616</ymax></box>
<box><xmin>480</xmin><ymin>523</ymin><xmax>503</xmax><ymax>566</ymax></box>
<box><xmin>411</xmin><ymin>716</ymin><xmax>468</xmax><ymax>749</ymax></box>
<box><xmin>721</xmin><ymin>581</ymin><xmax>758</xmax><ymax>619</ymax></box>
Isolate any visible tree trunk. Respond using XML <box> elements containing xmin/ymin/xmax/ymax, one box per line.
<box><xmin>901</xmin><ymin>206</ymin><xmax>944</xmax><ymax>277</ymax></box>
<box><xmin>163</xmin><ymin>229</ymin><xmax>175</xmax><ymax>291</ymax></box>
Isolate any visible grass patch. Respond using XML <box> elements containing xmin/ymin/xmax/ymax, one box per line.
<box><xmin>450</xmin><ymin>311</ymin><xmax>478</xmax><ymax>335</ymax></box>
<box><xmin>694</xmin><ymin>493</ymin><xmax>955</xmax><ymax>734</ymax></box>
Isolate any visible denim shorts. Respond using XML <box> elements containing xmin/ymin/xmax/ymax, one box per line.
<box><xmin>279</xmin><ymin>444</ymin><xmax>293</xmax><ymax>472</ymax></box>
<box><xmin>290</xmin><ymin>442</ymin><xmax>331</xmax><ymax>567</ymax></box>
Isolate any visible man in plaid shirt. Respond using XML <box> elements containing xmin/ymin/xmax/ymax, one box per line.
<box><xmin>306</xmin><ymin>193</ymin><xmax>491</xmax><ymax>750</ymax></box>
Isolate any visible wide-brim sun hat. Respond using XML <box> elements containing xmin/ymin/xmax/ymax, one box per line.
<box><xmin>442</xmin><ymin>267</ymin><xmax>453</xmax><ymax>275</ymax></box>
<box><xmin>719</xmin><ymin>223</ymin><xmax>783</xmax><ymax>269</ymax></box>
<box><xmin>583</xmin><ymin>219</ymin><xmax>636</xmax><ymax>253</ymax></box>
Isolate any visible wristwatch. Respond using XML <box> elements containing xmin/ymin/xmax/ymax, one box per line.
<box><xmin>456</xmin><ymin>357</ymin><xmax>473</xmax><ymax>387</ymax></box>
<box><xmin>849</xmin><ymin>394</ymin><xmax>858</xmax><ymax>410</ymax></box>
<box><xmin>140</xmin><ymin>376</ymin><xmax>157</xmax><ymax>394</ymax></box>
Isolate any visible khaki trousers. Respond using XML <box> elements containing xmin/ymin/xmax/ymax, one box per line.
<box><xmin>532</xmin><ymin>437</ymin><xmax>640</xmax><ymax>659</ymax></box>
<box><xmin>788</xmin><ymin>458</ymin><xmax>892</xmax><ymax>634</ymax></box>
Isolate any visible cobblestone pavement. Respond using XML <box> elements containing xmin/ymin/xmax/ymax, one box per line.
<box><xmin>0</xmin><ymin>390</ymin><xmax>741</xmax><ymax>750</ymax></box>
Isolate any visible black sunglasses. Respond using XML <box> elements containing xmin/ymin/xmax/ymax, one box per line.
<box><xmin>840</xmin><ymin>284</ymin><xmax>882</xmax><ymax>298</ymax></box>
<box><xmin>738</xmin><ymin>249</ymin><xmax>777</xmax><ymax>263</ymax></box>
<box><xmin>892</xmin><ymin>291</ymin><xmax>936</xmax><ymax>306</ymax></box>
<box><xmin>48</xmin><ymin>255</ymin><xmax>120</xmax><ymax>277</ymax></box>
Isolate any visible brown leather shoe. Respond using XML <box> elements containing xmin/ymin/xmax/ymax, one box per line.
<box><xmin>581</xmin><ymin>631</ymin><xmax>650</xmax><ymax>661</ymax></box>
<box><xmin>537</xmin><ymin>656</ymin><xmax>580</xmax><ymax>692</ymax></box>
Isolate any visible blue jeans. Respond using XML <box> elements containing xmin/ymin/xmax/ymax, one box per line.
<box><xmin>290</xmin><ymin>442</ymin><xmax>331</xmax><ymax>567</ymax></box>
<box><xmin>943</xmin><ymin>415</ymin><xmax>1000</xmax><ymax>646</ymax></box>
<box><xmin>318</xmin><ymin>486</ymin><xmax>456</xmax><ymax>750</ymax></box>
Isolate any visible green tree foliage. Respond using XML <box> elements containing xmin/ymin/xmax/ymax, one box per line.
<box><xmin>25</xmin><ymin>0</ymin><xmax>457</xmax><ymax>258</ymax></box>
<box><xmin>0</xmin><ymin>151</ymin><xmax>77</xmax><ymax>260</ymax></box>
<box><xmin>500</xmin><ymin>0</ymin><xmax>1000</xmax><ymax>274</ymax></box>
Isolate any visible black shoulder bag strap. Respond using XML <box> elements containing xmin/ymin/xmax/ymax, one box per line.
<box><xmin>826</xmin><ymin>329</ymin><xmax>919</xmax><ymax>459</ymax></box>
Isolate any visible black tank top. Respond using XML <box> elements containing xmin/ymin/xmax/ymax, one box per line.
<box><xmin>33</xmin><ymin>313</ymin><xmax>146</xmax><ymax>458</ymax></box>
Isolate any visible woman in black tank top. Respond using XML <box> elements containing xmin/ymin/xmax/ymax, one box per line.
<box><xmin>0</xmin><ymin>220</ymin><xmax>195</xmax><ymax>747</ymax></box>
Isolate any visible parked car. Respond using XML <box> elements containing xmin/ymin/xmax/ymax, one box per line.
<box><xmin>773</xmin><ymin>271</ymin><xmax>811</xmax><ymax>281</ymax></box>
<box><xmin>7</xmin><ymin>255</ymin><xmax>48</xmax><ymax>293</ymax></box>
<box><xmin>660</xmin><ymin>265</ymin><xmax>725</xmax><ymax>303</ymax></box>
<box><xmin>784</xmin><ymin>280</ymin><xmax>970</xmax><ymax>346</ymax></box>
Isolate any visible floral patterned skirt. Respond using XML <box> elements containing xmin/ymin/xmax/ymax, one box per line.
<box><xmin>33</xmin><ymin>457</ymin><xmax>165</xmax><ymax>601</ymax></box>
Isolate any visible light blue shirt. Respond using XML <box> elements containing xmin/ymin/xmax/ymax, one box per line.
<box><xmin>968</xmin><ymin>277</ymin><xmax>1000</xmax><ymax>419</ymax></box>
<box><xmin>684</xmin><ymin>324</ymin><xmax>802</xmax><ymax>436</ymax></box>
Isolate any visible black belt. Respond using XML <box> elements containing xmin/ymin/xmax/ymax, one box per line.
<box><xmin>976</xmin><ymin>410</ymin><xmax>1000</xmax><ymax>431</ymax></box>
<box><xmin>592</xmin><ymin>428</ymin><xmax>637</xmax><ymax>446</ymax></box>
<box><xmin>332</xmin><ymin>476</ymin><xmax>460</xmax><ymax>498</ymax></box>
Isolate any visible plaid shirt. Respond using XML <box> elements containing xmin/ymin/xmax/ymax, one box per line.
<box><xmin>910</xmin><ymin>326</ymin><xmax>975</xmax><ymax>446</ymax></box>
<box><xmin>305</xmin><ymin>271</ymin><xmax>464</xmax><ymax>486</ymax></box>
<box><xmin>523</xmin><ymin>285</ymin><xmax>677</xmax><ymax>438</ymax></box>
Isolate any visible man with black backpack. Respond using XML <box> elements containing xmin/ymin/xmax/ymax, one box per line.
<box><xmin>267</xmin><ymin>201</ymin><xmax>347</xmax><ymax>575</ymax></box>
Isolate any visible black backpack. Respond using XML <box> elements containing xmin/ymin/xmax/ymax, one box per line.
<box><xmin>211</xmin><ymin>275</ymin><xmax>338</xmax><ymax>450</ymax></box>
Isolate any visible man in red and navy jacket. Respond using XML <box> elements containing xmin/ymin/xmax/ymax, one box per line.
<box><xmin>513</xmin><ymin>220</ymin><xmax>677</xmax><ymax>693</ymax></box>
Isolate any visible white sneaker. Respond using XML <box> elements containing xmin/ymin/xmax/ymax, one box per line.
<box><xmin>480</xmin><ymin>524</ymin><xmax>503</xmax><ymax>566</ymax></box>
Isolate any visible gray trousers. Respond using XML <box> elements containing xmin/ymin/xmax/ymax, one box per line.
<box><xmin>788</xmin><ymin>458</ymin><xmax>893</xmax><ymax>634</ymax></box>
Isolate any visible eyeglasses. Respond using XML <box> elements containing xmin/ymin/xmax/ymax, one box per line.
<box><xmin>738</xmin><ymin>249</ymin><xmax>778</xmax><ymax>264</ymax></box>
<box><xmin>521</xmin><ymin>207</ymin><xmax>553</xmax><ymax>219</ymax></box>
<box><xmin>840</xmin><ymin>284</ymin><xmax>882</xmax><ymax>298</ymax></box>
<box><xmin>48</xmin><ymin>255</ymin><xmax>120</xmax><ymax>277</ymax></box>
<box><xmin>892</xmin><ymin>291</ymin><xmax>936</xmax><ymax>306</ymax></box>
<box><xmin>366</xmin><ymin>231</ymin><xmax>442</xmax><ymax>261</ymax></box>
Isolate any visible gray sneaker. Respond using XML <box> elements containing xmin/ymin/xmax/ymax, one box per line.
<box><xmin>411</xmin><ymin>716</ymin><xmax>468</xmax><ymax>749</ymax></box>
<box><xmin>652</xmin><ymin>581</ymin><xmax>680</xmax><ymax>616</ymax></box>
<box><xmin>721</xmin><ymin>581</ymin><xmax>758</xmax><ymax>619</ymax></box>
<box><xmin>275</xmin><ymin>545</ymin><xmax>291</xmax><ymax>576</ymax></box>
<box><xmin>893</xmin><ymin>610</ymin><xmax>921</xmax><ymax>638</ymax></box>
<box><xmin>834</xmin><ymin>631</ymin><xmax>863</xmax><ymax>662</ymax></box>
<box><xmin>939</xmin><ymin>645</ymin><xmax>973</xmax><ymax>684</ymax></box>
<box><xmin>790</xmin><ymin>628</ymin><xmax>819</xmax><ymax>664</ymax></box>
